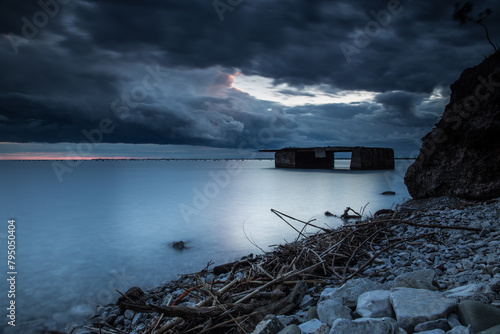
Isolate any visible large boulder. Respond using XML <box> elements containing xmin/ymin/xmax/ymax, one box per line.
<box><xmin>390</xmin><ymin>288</ymin><xmax>457</xmax><ymax>332</ymax></box>
<box><xmin>404</xmin><ymin>50</ymin><xmax>500</xmax><ymax>200</ymax></box>
<box><xmin>322</xmin><ymin>278</ymin><xmax>384</xmax><ymax>308</ymax></box>
<box><xmin>356</xmin><ymin>290</ymin><xmax>394</xmax><ymax>318</ymax></box>
<box><xmin>317</xmin><ymin>300</ymin><xmax>352</xmax><ymax>326</ymax></box>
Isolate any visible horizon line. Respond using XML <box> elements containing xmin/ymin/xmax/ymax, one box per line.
<box><xmin>0</xmin><ymin>157</ymin><xmax>416</xmax><ymax>161</ymax></box>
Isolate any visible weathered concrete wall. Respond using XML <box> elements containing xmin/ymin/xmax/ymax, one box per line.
<box><xmin>295</xmin><ymin>150</ymin><xmax>335</xmax><ymax>169</ymax></box>
<box><xmin>351</xmin><ymin>148</ymin><xmax>394</xmax><ymax>170</ymax></box>
<box><xmin>274</xmin><ymin>147</ymin><xmax>393</xmax><ymax>170</ymax></box>
<box><xmin>327</xmin><ymin>151</ymin><xmax>335</xmax><ymax>169</ymax></box>
<box><xmin>382</xmin><ymin>148</ymin><xmax>395</xmax><ymax>169</ymax></box>
<box><xmin>275</xmin><ymin>150</ymin><xmax>296</xmax><ymax>168</ymax></box>
<box><xmin>275</xmin><ymin>149</ymin><xmax>336</xmax><ymax>169</ymax></box>
<box><xmin>350</xmin><ymin>148</ymin><xmax>363</xmax><ymax>170</ymax></box>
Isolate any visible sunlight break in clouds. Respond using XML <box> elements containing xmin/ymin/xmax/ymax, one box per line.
<box><xmin>232</xmin><ymin>73</ymin><xmax>377</xmax><ymax>107</ymax></box>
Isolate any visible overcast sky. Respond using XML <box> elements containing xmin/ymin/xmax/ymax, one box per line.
<box><xmin>1</xmin><ymin>0</ymin><xmax>499</xmax><ymax>159</ymax></box>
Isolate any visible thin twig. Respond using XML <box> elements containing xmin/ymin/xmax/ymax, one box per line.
<box><xmin>243</xmin><ymin>218</ymin><xmax>266</xmax><ymax>253</ymax></box>
<box><xmin>115</xmin><ymin>289</ymin><xmax>136</xmax><ymax>305</ymax></box>
<box><xmin>272</xmin><ymin>209</ymin><xmax>306</xmax><ymax>238</ymax></box>
<box><xmin>271</xmin><ymin>209</ymin><xmax>329</xmax><ymax>232</ymax></box>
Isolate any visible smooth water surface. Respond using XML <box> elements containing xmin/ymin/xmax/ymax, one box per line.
<box><xmin>0</xmin><ymin>159</ymin><xmax>411</xmax><ymax>332</ymax></box>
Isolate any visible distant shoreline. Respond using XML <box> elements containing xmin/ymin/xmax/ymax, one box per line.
<box><xmin>0</xmin><ymin>157</ymin><xmax>417</xmax><ymax>162</ymax></box>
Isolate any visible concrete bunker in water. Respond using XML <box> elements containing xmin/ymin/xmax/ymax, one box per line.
<box><xmin>262</xmin><ymin>147</ymin><xmax>394</xmax><ymax>170</ymax></box>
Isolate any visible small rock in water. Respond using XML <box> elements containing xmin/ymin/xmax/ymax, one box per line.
<box><xmin>172</xmin><ymin>241</ymin><xmax>187</xmax><ymax>250</ymax></box>
<box><xmin>381</xmin><ymin>191</ymin><xmax>396</xmax><ymax>195</ymax></box>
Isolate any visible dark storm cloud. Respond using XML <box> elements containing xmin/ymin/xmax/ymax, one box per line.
<box><xmin>0</xmin><ymin>0</ymin><xmax>499</xmax><ymax>155</ymax></box>
<box><xmin>27</xmin><ymin>0</ymin><xmax>500</xmax><ymax>91</ymax></box>
<box><xmin>283</xmin><ymin>97</ymin><xmax>439</xmax><ymax>150</ymax></box>
<box><xmin>369</xmin><ymin>90</ymin><xmax>428</xmax><ymax>125</ymax></box>
<box><xmin>0</xmin><ymin>0</ymin><xmax>51</xmax><ymax>34</ymax></box>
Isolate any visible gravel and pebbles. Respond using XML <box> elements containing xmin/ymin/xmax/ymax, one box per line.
<box><xmin>73</xmin><ymin>196</ymin><xmax>500</xmax><ymax>334</ymax></box>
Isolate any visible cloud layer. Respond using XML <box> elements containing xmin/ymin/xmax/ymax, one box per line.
<box><xmin>1</xmin><ymin>0</ymin><xmax>499</xmax><ymax>156</ymax></box>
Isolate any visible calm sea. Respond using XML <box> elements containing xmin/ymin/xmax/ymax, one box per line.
<box><xmin>0</xmin><ymin>159</ymin><xmax>411</xmax><ymax>333</ymax></box>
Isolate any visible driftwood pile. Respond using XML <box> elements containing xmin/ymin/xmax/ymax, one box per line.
<box><xmin>86</xmin><ymin>207</ymin><xmax>481</xmax><ymax>334</ymax></box>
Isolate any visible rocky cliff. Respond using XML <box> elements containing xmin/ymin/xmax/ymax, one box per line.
<box><xmin>405</xmin><ymin>51</ymin><xmax>500</xmax><ymax>200</ymax></box>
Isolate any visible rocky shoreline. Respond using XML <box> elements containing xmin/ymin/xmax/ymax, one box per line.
<box><xmin>72</xmin><ymin>196</ymin><xmax>500</xmax><ymax>334</ymax></box>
